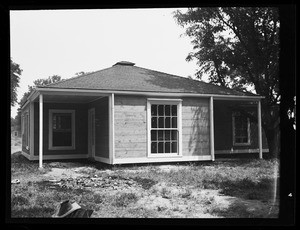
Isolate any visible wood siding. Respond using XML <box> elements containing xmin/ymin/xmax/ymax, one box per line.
<box><xmin>213</xmin><ymin>100</ymin><xmax>268</xmax><ymax>151</ymax></box>
<box><xmin>88</xmin><ymin>97</ymin><xmax>109</xmax><ymax>158</ymax></box>
<box><xmin>182</xmin><ymin>98</ymin><xmax>210</xmax><ymax>156</ymax></box>
<box><xmin>114</xmin><ymin>95</ymin><xmax>147</xmax><ymax>158</ymax></box>
<box><xmin>34</xmin><ymin>102</ymin><xmax>88</xmax><ymax>156</ymax></box>
<box><xmin>21</xmin><ymin>103</ymin><xmax>30</xmax><ymax>154</ymax></box>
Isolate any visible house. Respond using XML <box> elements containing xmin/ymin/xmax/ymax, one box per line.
<box><xmin>21</xmin><ymin>61</ymin><xmax>268</xmax><ymax>168</ymax></box>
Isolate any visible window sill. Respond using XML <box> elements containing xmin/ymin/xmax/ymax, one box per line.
<box><xmin>49</xmin><ymin>146</ymin><xmax>75</xmax><ymax>150</ymax></box>
<box><xmin>148</xmin><ymin>153</ymin><xmax>182</xmax><ymax>158</ymax></box>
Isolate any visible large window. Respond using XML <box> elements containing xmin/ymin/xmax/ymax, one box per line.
<box><xmin>147</xmin><ymin>99</ymin><xmax>182</xmax><ymax>157</ymax></box>
<box><xmin>232</xmin><ymin>112</ymin><xmax>250</xmax><ymax>146</ymax></box>
<box><xmin>49</xmin><ymin>110</ymin><xmax>75</xmax><ymax>150</ymax></box>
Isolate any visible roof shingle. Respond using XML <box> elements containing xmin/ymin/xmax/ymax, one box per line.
<box><xmin>41</xmin><ymin>62</ymin><xmax>258</xmax><ymax>97</ymax></box>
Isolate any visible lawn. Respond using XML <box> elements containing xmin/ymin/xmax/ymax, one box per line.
<box><xmin>10</xmin><ymin>150</ymin><xmax>279</xmax><ymax>218</ymax></box>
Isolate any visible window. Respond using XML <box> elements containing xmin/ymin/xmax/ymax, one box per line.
<box><xmin>147</xmin><ymin>99</ymin><xmax>182</xmax><ymax>157</ymax></box>
<box><xmin>232</xmin><ymin>112</ymin><xmax>250</xmax><ymax>145</ymax></box>
<box><xmin>49</xmin><ymin>110</ymin><xmax>75</xmax><ymax>150</ymax></box>
<box><xmin>22</xmin><ymin>111</ymin><xmax>29</xmax><ymax>150</ymax></box>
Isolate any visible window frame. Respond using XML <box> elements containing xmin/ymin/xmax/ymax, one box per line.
<box><xmin>232</xmin><ymin>111</ymin><xmax>251</xmax><ymax>146</ymax></box>
<box><xmin>49</xmin><ymin>109</ymin><xmax>75</xmax><ymax>150</ymax></box>
<box><xmin>22</xmin><ymin>110</ymin><xmax>30</xmax><ymax>150</ymax></box>
<box><xmin>147</xmin><ymin>98</ymin><xmax>182</xmax><ymax>158</ymax></box>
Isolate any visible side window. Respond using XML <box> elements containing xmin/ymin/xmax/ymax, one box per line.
<box><xmin>49</xmin><ymin>110</ymin><xmax>75</xmax><ymax>150</ymax></box>
<box><xmin>232</xmin><ymin>112</ymin><xmax>251</xmax><ymax>145</ymax></box>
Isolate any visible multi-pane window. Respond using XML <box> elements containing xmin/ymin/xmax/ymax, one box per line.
<box><xmin>149</xmin><ymin>101</ymin><xmax>181</xmax><ymax>155</ymax></box>
<box><xmin>232</xmin><ymin>112</ymin><xmax>250</xmax><ymax>145</ymax></box>
<box><xmin>49</xmin><ymin>110</ymin><xmax>75</xmax><ymax>150</ymax></box>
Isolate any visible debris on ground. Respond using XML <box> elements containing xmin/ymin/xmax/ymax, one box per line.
<box><xmin>52</xmin><ymin>200</ymin><xmax>93</xmax><ymax>218</ymax></box>
<box><xmin>46</xmin><ymin>175</ymin><xmax>139</xmax><ymax>190</ymax></box>
<box><xmin>11</xmin><ymin>179</ymin><xmax>20</xmax><ymax>184</ymax></box>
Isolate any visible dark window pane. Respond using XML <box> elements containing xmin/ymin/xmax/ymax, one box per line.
<box><xmin>53</xmin><ymin>132</ymin><xmax>72</xmax><ymax>146</ymax></box>
<box><xmin>151</xmin><ymin>130</ymin><xmax>157</xmax><ymax>141</ymax></box>
<box><xmin>171</xmin><ymin>130</ymin><xmax>178</xmax><ymax>141</ymax></box>
<box><xmin>165</xmin><ymin>105</ymin><xmax>170</xmax><ymax>116</ymax></box>
<box><xmin>165</xmin><ymin>142</ymin><xmax>171</xmax><ymax>153</ymax></box>
<box><xmin>158</xmin><ymin>142</ymin><xmax>164</xmax><ymax>153</ymax></box>
<box><xmin>172</xmin><ymin>117</ymin><xmax>177</xmax><ymax>128</ymax></box>
<box><xmin>165</xmin><ymin>117</ymin><xmax>170</xmax><ymax>128</ymax></box>
<box><xmin>171</xmin><ymin>142</ymin><xmax>177</xmax><ymax>153</ymax></box>
<box><xmin>171</xmin><ymin>105</ymin><xmax>177</xmax><ymax>116</ymax></box>
<box><xmin>158</xmin><ymin>105</ymin><xmax>164</xmax><ymax>116</ymax></box>
<box><xmin>151</xmin><ymin>142</ymin><xmax>157</xmax><ymax>153</ymax></box>
<box><xmin>158</xmin><ymin>117</ymin><xmax>164</xmax><ymax>128</ymax></box>
<box><xmin>151</xmin><ymin>117</ymin><xmax>157</xmax><ymax>128</ymax></box>
<box><xmin>165</xmin><ymin>130</ymin><xmax>171</xmax><ymax>140</ymax></box>
<box><xmin>158</xmin><ymin>130</ymin><xmax>164</xmax><ymax>141</ymax></box>
<box><xmin>151</xmin><ymin>105</ymin><xmax>157</xmax><ymax>116</ymax></box>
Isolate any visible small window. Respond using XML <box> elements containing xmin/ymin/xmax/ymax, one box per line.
<box><xmin>148</xmin><ymin>99</ymin><xmax>182</xmax><ymax>157</ymax></box>
<box><xmin>22</xmin><ymin>111</ymin><xmax>29</xmax><ymax>149</ymax></box>
<box><xmin>232</xmin><ymin>112</ymin><xmax>250</xmax><ymax>145</ymax></box>
<box><xmin>49</xmin><ymin>110</ymin><xmax>75</xmax><ymax>150</ymax></box>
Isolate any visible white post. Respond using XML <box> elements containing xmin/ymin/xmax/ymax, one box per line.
<box><xmin>39</xmin><ymin>94</ymin><xmax>43</xmax><ymax>168</ymax></box>
<box><xmin>210</xmin><ymin>96</ymin><xmax>215</xmax><ymax>161</ymax></box>
<box><xmin>258</xmin><ymin>100</ymin><xmax>263</xmax><ymax>159</ymax></box>
<box><xmin>108</xmin><ymin>94</ymin><xmax>115</xmax><ymax>164</ymax></box>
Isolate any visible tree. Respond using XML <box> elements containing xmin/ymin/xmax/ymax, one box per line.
<box><xmin>11</xmin><ymin>59</ymin><xmax>22</xmax><ymax>106</ymax></box>
<box><xmin>15</xmin><ymin>75</ymin><xmax>64</xmax><ymax>127</ymax></box>
<box><xmin>174</xmin><ymin>7</ymin><xmax>281</xmax><ymax>157</ymax></box>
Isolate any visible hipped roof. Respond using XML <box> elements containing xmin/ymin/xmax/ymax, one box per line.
<box><xmin>39</xmin><ymin>61</ymin><xmax>259</xmax><ymax>97</ymax></box>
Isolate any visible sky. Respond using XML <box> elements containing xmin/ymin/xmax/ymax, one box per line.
<box><xmin>10</xmin><ymin>8</ymin><xmax>202</xmax><ymax>118</ymax></box>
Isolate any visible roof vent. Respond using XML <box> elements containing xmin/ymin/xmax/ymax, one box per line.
<box><xmin>113</xmin><ymin>61</ymin><xmax>135</xmax><ymax>66</ymax></box>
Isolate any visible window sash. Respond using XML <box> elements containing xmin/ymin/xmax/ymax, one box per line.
<box><xmin>233</xmin><ymin>112</ymin><xmax>250</xmax><ymax>145</ymax></box>
<box><xmin>149</xmin><ymin>102</ymin><xmax>180</xmax><ymax>155</ymax></box>
<box><xmin>49</xmin><ymin>110</ymin><xmax>75</xmax><ymax>150</ymax></box>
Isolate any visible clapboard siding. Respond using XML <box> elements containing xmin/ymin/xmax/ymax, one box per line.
<box><xmin>114</xmin><ymin>95</ymin><xmax>147</xmax><ymax>158</ymax></box>
<box><xmin>182</xmin><ymin>98</ymin><xmax>210</xmax><ymax>156</ymax></box>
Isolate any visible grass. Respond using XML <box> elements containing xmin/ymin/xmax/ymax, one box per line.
<box><xmin>10</xmin><ymin>151</ymin><xmax>279</xmax><ymax>218</ymax></box>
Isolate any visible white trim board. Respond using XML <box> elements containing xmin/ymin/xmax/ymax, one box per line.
<box><xmin>21</xmin><ymin>151</ymin><xmax>31</xmax><ymax>160</ymax></box>
<box><xmin>94</xmin><ymin>156</ymin><xmax>110</xmax><ymax>164</ymax></box>
<box><xmin>113</xmin><ymin>155</ymin><xmax>212</xmax><ymax>164</ymax></box>
<box><xmin>35</xmin><ymin>88</ymin><xmax>264</xmax><ymax>100</ymax></box>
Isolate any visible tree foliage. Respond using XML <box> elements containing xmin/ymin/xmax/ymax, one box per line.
<box><xmin>174</xmin><ymin>7</ymin><xmax>280</xmax><ymax>157</ymax></box>
<box><xmin>11</xmin><ymin>59</ymin><xmax>22</xmax><ymax>106</ymax></box>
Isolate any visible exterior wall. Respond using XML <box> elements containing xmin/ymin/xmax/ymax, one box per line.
<box><xmin>182</xmin><ymin>98</ymin><xmax>210</xmax><ymax>156</ymax></box>
<box><xmin>114</xmin><ymin>95</ymin><xmax>147</xmax><ymax>158</ymax></box>
<box><xmin>88</xmin><ymin>97</ymin><xmax>109</xmax><ymax>158</ymax></box>
<box><xmin>114</xmin><ymin>95</ymin><xmax>211</xmax><ymax>160</ymax></box>
<box><xmin>21</xmin><ymin>103</ymin><xmax>30</xmax><ymax>155</ymax></box>
<box><xmin>213</xmin><ymin>100</ymin><xmax>268</xmax><ymax>152</ymax></box>
<box><xmin>33</xmin><ymin>102</ymin><xmax>88</xmax><ymax>156</ymax></box>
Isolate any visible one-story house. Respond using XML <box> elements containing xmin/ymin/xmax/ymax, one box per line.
<box><xmin>21</xmin><ymin>61</ymin><xmax>268</xmax><ymax>167</ymax></box>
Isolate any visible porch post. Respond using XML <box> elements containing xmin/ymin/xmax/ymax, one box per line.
<box><xmin>108</xmin><ymin>93</ymin><xmax>115</xmax><ymax>164</ymax></box>
<box><xmin>39</xmin><ymin>94</ymin><xmax>43</xmax><ymax>168</ymax></box>
<box><xmin>210</xmin><ymin>96</ymin><xmax>215</xmax><ymax>161</ymax></box>
<box><xmin>257</xmin><ymin>100</ymin><xmax>263</xmax><ymax>159</ymax></box>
